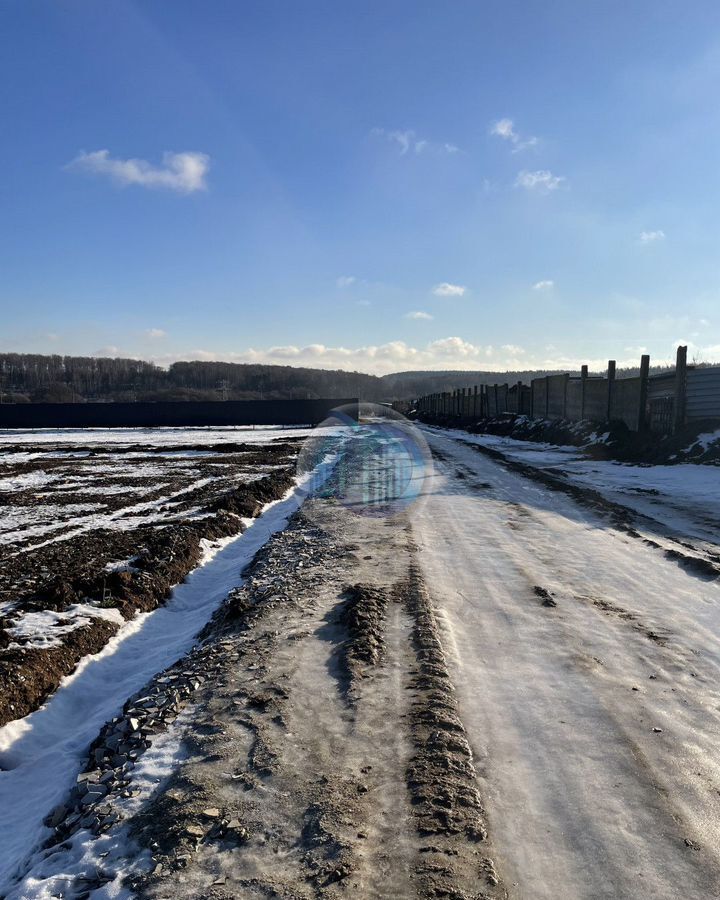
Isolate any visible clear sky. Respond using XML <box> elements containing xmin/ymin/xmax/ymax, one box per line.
<box><xmin>1</xmin><ymin>0</ymin><xmax>719</xmax><ymax>374</ymax></box>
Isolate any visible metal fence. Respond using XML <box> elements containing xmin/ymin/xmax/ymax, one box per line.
<box><xmin>687</xmin><ymin>367</ymin><xmax>720</xmax><ymax>421</ymax></box>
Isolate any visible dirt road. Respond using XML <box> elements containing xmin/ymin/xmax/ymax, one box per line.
<box><xmin>414</xmin><ymin>429</ymin><xmax>720</xmax><ymax>899</ymax></box>
<box><xmin>3</xmin><ymin>424</ymin><xmax>720</xmax><ymax>899</ymax></box>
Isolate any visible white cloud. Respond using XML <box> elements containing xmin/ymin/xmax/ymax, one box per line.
<box><xmin>515</xmin><ymin>170</ymin><xmax>565</xmax><ymax>193</ymax></box>
<box><xmin>490</xmin><ymin>118</ymin><xmax>538</xmax><ymax>152</ymax></box>
<box><xmin>432</xmin><ymin>282</ymin><xmax>467</xmax><ymax>297</ymax></box>
<box><xmin>405</xmin><ymin>311</ymin><xmax>433</xmax><ymax>320</ymax></box>
<box><xmin>147</xmin><ymin>337</ymin><xmax>713</xmax><ymax>376</ymax></box>
<box><xmin>93</xmin><ymin>345</ymin><xmax>120</xmax><ymax>357</ymax></box>
<box><xmin>532</xmin><ymin>280</ymin><xmax>554</xmax><ymax>291</ymax></box>
<box><xmin>67</xmin><ymin>150</ymin><xmax>210</xmax><ymax>193</ymax></box>
<box><xmin>372</xmin><ymin>128</ymin><xmax>460</xmax><ymax>156</ymax></box>
<box><xmin>670</xmin><ymin>339</ymin><xmax>720</xmax><ymax>364</ymax></box>
<box><xmin>624</xmin><ymin>345</ymin><xmax>648</xmax><ymax>354</ymax></box>
<box><xmin>159</xmin><ymin>338</ymin><xmax>501</xmax><ymax>375</ymax></box>
<box><xmin>336</xmin><ymin>275</ymin><xmax>356</xmax><ymax>288</ymax></box>
<box><xmin>639</xmin><ymin>229</ymin><xmax>665</xmax><ymax>243</ymax></box>
<box><xmin>145</xmin><ymin>328</ymin><xmax>167</xmax><ymax>339</ymax></box>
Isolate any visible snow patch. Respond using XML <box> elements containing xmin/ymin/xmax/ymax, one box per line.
<box><xmin>5</xmin><ymin>604</ymin><xmax>125</xmax><ymax>650</ymax></box>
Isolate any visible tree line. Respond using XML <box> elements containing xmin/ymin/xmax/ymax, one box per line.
<box><xmin>0</xmin><ymin>352</ymin><xmax>675</xmax><ymax>404</ymax></box>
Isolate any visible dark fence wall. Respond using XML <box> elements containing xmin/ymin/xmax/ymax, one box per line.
<box><xmin>410</xmin><ymin>348</ymin><xmax>720</xmax><ymax>434</ymax></box>
<box><xmin>0</xmin><ymin>398</ymin><xmax>359</xmax><ymax>429</ymax></box>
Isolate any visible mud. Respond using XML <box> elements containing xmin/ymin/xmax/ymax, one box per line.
<box><xmin>398</xmin><ymin>567</ymin><xmax>503</xmax><ymax>900</ymax></box>
<box><xmin>8</xmin><ymin>480</ymin><xmax>507</xmax><ymax>899</ymax></box>
<box><xmin>338</xmin><ymin>583</ymin><xmax>388</xmax><ymax>701</ymax></box>
<box><xmin>0</xmin><ymin>444</ymin><xmax>299</xmax><ymax>727</ymax></box>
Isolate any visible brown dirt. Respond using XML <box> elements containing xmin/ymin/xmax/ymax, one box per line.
<box><xmin>0</xmin><ymin>459</ymin><xmax>298</xmax><ymax>727</ymax></box>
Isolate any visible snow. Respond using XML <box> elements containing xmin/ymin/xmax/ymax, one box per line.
<box><xmin>0</xmin><ymin>478</ymin><xmax>217</xmax><ymax>549</ymax></box>
<box><xmin>4</xmin><ymin>604</ymin><xmax>125</xmax><ymax>650</ymax></box>
<box><xmin>687</xmin><ymin>428</ymin><xmax>720</xmax><ymax>453</ymax></box>
<box><xmin>1</xmin><ymin>503</ymin><xmax>103</xmax><ymax>545</ymax></box>
<box><xmin>0</xmin><ymin>471</ymin><xmax>63</xmax><ymax>492</ymax></box>
<box><xmin>6</xmin><ymin>711</ymin><xmax>192</xmax><ymax>900</ymax></box>
<box><xmin>423</xmin><ymin>426</ymin><xmax>720</xmax><ymax>548</ymax></box>
<box><xmin>0</xmin><ymin>425</ymin><xmax>316</xmax><ymax>448</ymax></box>
<box><xmin>0</xmin><ymin>475</ymin><xmax>317</xmax><ymax>895</ymax></box>
<box><xmin>52</xmin><ymin>483</ymin><xmax>160</xmax><ymax>496</ymax></box>
<box><xmin>103</xmin><ymin>556</ymin><xmax>140</xmax><ymax>574</ymax></box>
<box><xmin>413</xmin><ymin>428</ymin><xmax>720</xmax><ymax>898</ymax></box>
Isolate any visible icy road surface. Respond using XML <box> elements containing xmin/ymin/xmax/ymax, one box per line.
<box><xmin>416</xmin><ymin>428</ymin><xmax>720</xmax><ymax>898</ymax></box>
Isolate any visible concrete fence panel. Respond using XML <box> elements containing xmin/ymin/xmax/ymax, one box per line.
<box><xmin>610</xmin><ymin>377</ymin><xmax>643</xmax><ymax>430</ymax></box>
<box><xmin>584</xmin><ymin>379</ymin><xmax>609</xmax><ymax>422</ymax></box>
<box><xmin>565</xmin><ymin>379</ymin><xmax>583</xmax><ymax>420</ymax></box>
<box><xmin>547</xmin><ymin>374</ymin><xmax>568</xmax><ymax>418</ymax></box>
<box><xmin>531</xmin><ymin>378</ymin><xmax>547</xmax><ymax>418</ymax></box>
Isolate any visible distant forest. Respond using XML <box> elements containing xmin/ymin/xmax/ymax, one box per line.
<box><xmin>0</xmin><ymin>353</ymin><xmax>675</xmax><ymax>404</ymax></box>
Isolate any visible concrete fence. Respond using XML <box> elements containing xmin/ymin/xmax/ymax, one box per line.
<box><xmin>409</xmin><ymin>346</ymin><xmax>719</xmax><ymax>434</ymax></box>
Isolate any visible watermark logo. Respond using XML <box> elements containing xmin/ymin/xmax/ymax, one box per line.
<box><xmin>296</xmin><ymin>403</ymin><xmax>431</xmax><ymax>518</ymax></box>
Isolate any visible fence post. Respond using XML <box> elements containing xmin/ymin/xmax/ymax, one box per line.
<box><xmin>607</xmin><ymin>360</ymin><xmax>616</xmax><ymax>423</ymax></box>
<box><xmin>580</xmin><ymin>365</ymin><xmax>588</xmax><ymax>421</ymax></box>
<box><xmin>673</xmin><ymin>346</ymin><xmax>687</xmax><ymax>433</ymax></box>
<box><xmin>639</xmin><ymin>353</ymin><xmax>650</xmax><ymax>432</ymax></box>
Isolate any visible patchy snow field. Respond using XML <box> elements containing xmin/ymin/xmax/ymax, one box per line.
<box><xmin>0</xmin><ymin>486</ymin><xmax>310</xmax><ymax>895</ymax></box>
<box><xmin>0</xmin><ymin>425</ymin><xmax>314</xmax><ymax>450</ymax></box>
<box><xmin>0</xmin><ymin>426</ymin><xmax>309</xmax><ymax>729</ymax></box>
<box><xmin>3</xmin><ymin>420</ymin><xmax>720</xmax><ymax>898</ymax></box>
<box><xmin>422</xmin><ymin>425</ymin><xmax>720</xmax><ymax>548</ymax></box>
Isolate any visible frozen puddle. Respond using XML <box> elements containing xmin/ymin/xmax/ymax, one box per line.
<box><xmin>0</xmin><ymin>481</ymin><xmax>309</xmax><ymax>895</ymax></box>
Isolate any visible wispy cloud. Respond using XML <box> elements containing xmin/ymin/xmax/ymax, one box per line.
<box><xmin>515</xmin><ymin>169</ymin><xmax>565</xmax><ymax>193</ymax></box>
<box><xmin>501</xmin><ymin>343</ymin><xmax>525</xmax><ymax>355</ymax></box>
<box><xmin>432</xmin><ymin>282</ymin><xmax>466</xmax><ymax>297</ymax></box>
<box><xmin>336</xmin><ymin>275</ymin><xmax>356</xmax><ymax>288</ymax></box>
<box><xmin>67</xmin><ymin>150</ymin><xmax>210</xmax><ymax>193</ymax></box>
<box><xmin>532</xmin><ymin>280</ymin><xmax>554</xmax><ymax>291</ymax></box>
<box><xmin>145</xmin><ymin>328</ymin><xmax>167</xmax><ymax>339</ymax></box>
<box><xmin>490</xmin><ymin>118</ymin><xmax>538</xmax><ymax>152</ymax></box>
<box><xmin>639</xmin><ymin>229</ymin><xmax>665</xmax><ymax>244</ymax></box>
<box><xmin>372</xmin><ymin>128</ymin><xmax>459</xmax><ymax>156</ymax></box>
<box><xmin>405</xmin><ymin>311</ymin><xmax>434</xmax><ymax>320</ymax></box>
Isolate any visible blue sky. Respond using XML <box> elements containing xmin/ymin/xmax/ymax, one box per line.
<box><xmin>1</xmin><ymin>0</ymin><xmax>719</xmax><ymax>374</ymax></box>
